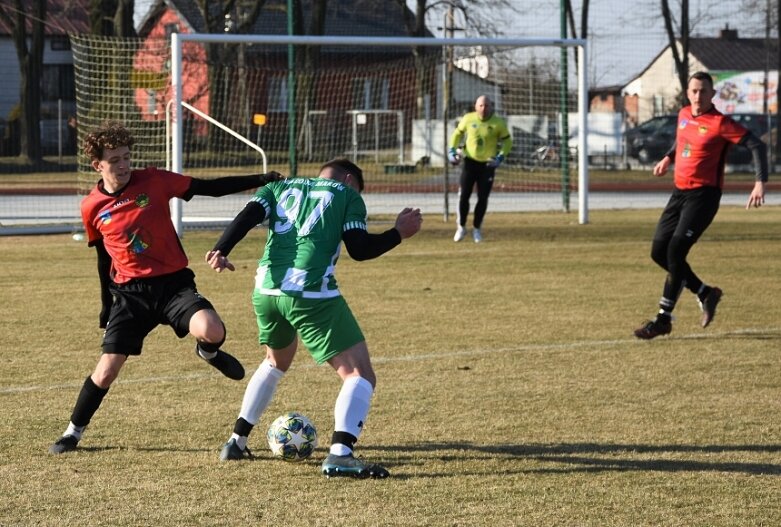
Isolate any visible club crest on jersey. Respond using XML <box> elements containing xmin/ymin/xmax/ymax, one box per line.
<box><xmin>128</xmin><ymin>231</ymin><xmax>149</xmax><ymax>254</ymax></box>
<box><xmin>679</xmin><ymin>119</ymin><xmax>688</xmax><ymax>129</ymax></box>
<box><xmin>698</xmin><ymin>126</ymin><xmax>708</xmax><ymax>134</ymax></box>
<box><xmin>135</xmin><ymin>194</ymin><xmax>150</xmax><ymax>208</ymax></box>
<box><xmin>98</xmin><ymin>210</ymin><xmax>112</xmax><ymax>224</ymax></box>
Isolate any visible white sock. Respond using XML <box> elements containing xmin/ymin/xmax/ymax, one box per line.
<box><xmin>238</xmin><ymin>359</ymin><xmax>284</xmax><ymax>425</ymax></box>
<box><xmin>330</xmin><ymin>376</ymin><xmax>373</xmax><ymax>456</ymax></box>
<box><xmin>64</xmin><ymin>422</ymin><xmax>85</xmax><ymax>440</ymax></box>
<box><xmin>230</xmin><ymin>433</ymin><xmax>247</xmax><ymax>451</ymax></box>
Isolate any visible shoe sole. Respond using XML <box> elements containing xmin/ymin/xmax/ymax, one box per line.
<box><xmin>634</xmin><ymin>331</ymin><xmax>671</xmax><ymax>340</ymax></box>
<box><xmin>322</xmin><ymin>465</ymin><xmax>389</xmax><ymax>479</ymax></box>
<box><xmin>701</xmin><ymin>289</ymin><xmax>723</xmax><ymax>328</ymax></box>
<box><xmin>322</xmin><ymin>466</ymin><xmax>371</xmax><ymax>478</ymax></box>
<box><xmin>48</xmin><ymin>444</ymin><xmax>78</xmax><ymax>454</ymax></box>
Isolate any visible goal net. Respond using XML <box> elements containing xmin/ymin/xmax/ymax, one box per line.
<box><xmin>59</xmin><ymin>33</ymin><xmax>588</xmax><ymax>235</ymax></box>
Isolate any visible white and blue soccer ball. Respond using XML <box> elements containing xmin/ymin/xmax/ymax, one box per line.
<box><xmin>266</xmin><ymin>412</ymin><xmax>318</xmax><ymax>461</ymax></box>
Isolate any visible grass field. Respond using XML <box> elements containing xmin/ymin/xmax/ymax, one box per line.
<box><xmin>1</xmin><ymin>207</ymin><xmax>780</xmax><ymax>526</ymax></box>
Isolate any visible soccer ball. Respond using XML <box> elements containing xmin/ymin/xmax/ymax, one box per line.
<box><xmin>266</xmin><ymin>412</ymin><xmax>318</xmax><ymax>461</ymax></box>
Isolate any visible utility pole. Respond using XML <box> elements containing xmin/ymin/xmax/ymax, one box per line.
<box><xmin>442</xmin><ymin>5</ymin><xmax>454</xmax><ymax>222</ymax></box>
<box><xmin>559</xmin><ymin>0</ymin><xmax>570</xmax><ymax>212</ymax></box>
<box><xmin>287</xmin><ymin>0</ymin><xmax>297</xmax><ymax>177</ymax></box>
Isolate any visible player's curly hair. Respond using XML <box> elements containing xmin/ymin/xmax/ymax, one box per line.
<box><xmin>83</xmin><ymin>120</ymin><xmax>135</xmax><ymax>161</ymax></box>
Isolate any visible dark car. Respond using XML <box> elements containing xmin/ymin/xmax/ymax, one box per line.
<box><xmin>727</xmin><ymin>113</ymin><xmax>774</xmax><ymax>165</ymax></box>
<box><xmin>507</xmin><ymin>127</ymin><xmax>550</xmax><ymax>168</ymax></box>
<box><xmin>626</xmin><ymin>113</ymin><xmax>773</xmax><ymax>166</ymax></box>
<box><xmin>625</xmin><ymin>115</ymin><xmax>676</xmax><ymax>164</ymax></box>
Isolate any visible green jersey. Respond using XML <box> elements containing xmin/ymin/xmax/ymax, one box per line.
<box><xmin>251</xmin><ymin>177</ymin><xmax>368</xmax><ymax>299</ymax></box>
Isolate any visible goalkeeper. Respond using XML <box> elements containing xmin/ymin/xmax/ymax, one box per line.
<box><xmin>48</xmin><ymin>120</ymin><xmax>282</xmax><ymax>455</ymax></box>
<box><xmin>448</xmin><ymin>95</ymin><xmax>512</xmax><ymax>243</ymax></box>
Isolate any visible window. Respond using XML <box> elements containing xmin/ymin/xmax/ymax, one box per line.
<box><xmin>352</xmin><ymin>78</ymin><xmax>389</xmax><ymax>110</ymax></box>
<box><xmin>268</xmin><ymin>77</ymin><xmax>288</xmax><ymax>112</ymax></box>
<box><xmin>41</xmin><ymin>65</ymin><xmax>75</xmax><ymax>102</ymax></box>
<box><xmin>652</xmin><ymin>95</ymin><xmax>665</xmax><ymax>116</ymax></box>
<box><xmin>51</xmin><ymin>37</ymin><xmax>70</xmax><ymax>51</ymax></box>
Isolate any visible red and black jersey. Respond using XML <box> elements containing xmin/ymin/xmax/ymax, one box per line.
<box><xmin>673</xmin><ymin>106</ymin><xmax>748</xmax><ymax>190</ymax></box>
<box><xmin>81</xmin><ymin>167</ymin><xmax>193</xmax><ymax>283</ymax></box>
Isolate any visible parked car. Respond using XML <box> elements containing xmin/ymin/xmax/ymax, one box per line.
<box><xmin>624</xmin><ymin>115</ymin><xmax>676</xmax><ymax>164</ymax></box>
<box><xmin>625</xmin><ymin>113</ymin><xmax>774</xmax><ymax>166</ymax></box>
<box><xmin>727</xmin><ymin>113</ymin><xmax>774</xmax><ymax>165</ymax></box>
<box><xmin>507</xmin><ymin>127</ymin><xmax>550</xmax><ymax>168</ymax></box>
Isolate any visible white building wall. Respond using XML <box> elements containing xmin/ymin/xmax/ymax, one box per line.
<box><xmin>623</xmin><ymin>44</ymin><xmax>705</xmax><ymax>124</ymax></box>
<box><xmin>0</xmin><ymin>37</ymin><xmax>75</xmax><ymax>120</ymax></box>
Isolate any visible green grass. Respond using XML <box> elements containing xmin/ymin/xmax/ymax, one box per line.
<box><xmin>1</xmin><ymin>208</ymin><xmax>781</xmax><ymax>526</ymax></box>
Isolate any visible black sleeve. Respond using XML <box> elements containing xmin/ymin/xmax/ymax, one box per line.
<box><xmin>739</xmin><ymin>132</ymin><xmax>769</xmax><ymax>182</ymax></box>
<box><xmin>182</xmin><ymin>172</ymin><xmax>282</xmax><ymax>201</ymax></box>
<box><xmin>342</xmin><ymin>227</ymin><xmax>402</xmax><ymax>261</ymax></box>
<box><xmin>663</xmin><ymin>141</ymin><xmax>676</xmax><ymax>161</ymax></box>
<box><xmin>212</xmin><ymin>200</ymin><xmax>267</xmax><ymax>257</ymax></box>
<box><xmin>94</xmin><ymin>240</ymin><xmax>113</xmax><ymax>329</ymax></box>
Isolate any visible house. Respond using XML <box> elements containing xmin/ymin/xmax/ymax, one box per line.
<box><xmin>134</xmin><ymin>0</ymin><xmax>443</xmax><ymax>158</ymax></box>
<box><xmin>0</xmin><ymin>0</ymin><xmax>89</xmax><ymax>154</ymax></box>
<box><xmin>622</xmin><ymin>26</ymin><xmax>779</xmax><ymax>124</ymax></box>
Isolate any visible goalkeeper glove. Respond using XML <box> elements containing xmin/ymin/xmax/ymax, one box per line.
<box><xmin>448</xmin><ymin>147</ymin><xmax>461</xmax><ymax>165</ymax></box>
<box><xmin>486</xmin><ymin>153</ymin><xmax>504</xmax><ymax>168</ymax></box>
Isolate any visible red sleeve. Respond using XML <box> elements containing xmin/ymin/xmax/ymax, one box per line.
<box><xmin>80</xmin><ymin>193</ymin><xmax>102</xmax><ymax>245</ymax></box>
<box><xmin>719</xmin><ymin>116</ymin><xmax>748</xmax><ymax>145</ymax></box>
<box><xmin>145</xmin><ymin>167</ymin><xmax>193</xmax><ymax>199</ymax></box>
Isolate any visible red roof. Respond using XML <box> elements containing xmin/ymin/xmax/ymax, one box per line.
<box><xmin>0</xmin><ymin>0</ymin><xmax>89</xmax><ymax>36</ymax></box>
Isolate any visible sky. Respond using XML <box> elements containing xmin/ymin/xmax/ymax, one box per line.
<box><xmin>134</xmin><ymin>0</ymin><xmax>772</xmax><ymax>87</ymax></box>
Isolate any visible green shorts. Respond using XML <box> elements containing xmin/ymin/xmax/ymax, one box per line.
<box><xmin>252</xmin><ymin>291</ymin><xmax>365</xmax><ymax>364</ymax></box>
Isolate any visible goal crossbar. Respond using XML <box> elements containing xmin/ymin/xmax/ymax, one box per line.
<box><xmin>170</xmin><ymin>33</ymin><xmax>590</xmax><ymax>230</ymax></box>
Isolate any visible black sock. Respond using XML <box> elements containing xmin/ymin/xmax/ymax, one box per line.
<box><xmin>70</xmin><ymin>376</ymin><xmax>109</xmax><ymax>428</ymax></box>
<box><xmin>233</xmin><ymin>417</ymin><xmax>254</xmax><ymax>438</ymax></box>
<box><xmin>331</xmin><ymin>431</ymin><xmax>358</xmax><ymax>453</ymax></box>
<box><xmin>698</xmin><ymin>286</ymin><xmax>712</xmax><ymax>303</ymax></box>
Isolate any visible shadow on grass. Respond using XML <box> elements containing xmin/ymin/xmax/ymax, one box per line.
<box><xmin>52</xmin><ymin>441</ymin><xmax>781</xmax><ymax>477</ymax></box>
<box><xmin>370</xmin><ymin>442</ymin><xmax>781</xmax><ymax>477</ymax></box>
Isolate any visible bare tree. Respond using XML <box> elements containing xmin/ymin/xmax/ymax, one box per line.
<box><xmin>661</xmin><ymin>0</ymin><xmax>690</xmax><ymax>104</ymax></box>
<box><xmin>293</xmin><ymin>0</ymin><xmax>328</xmax><ymax>158</ymax></box>
<box><xmin>563</xmin><ymin>0</ymin><xmax>590</xmax><ymax>74</ymax></box>
<box><xmin>0</xmin><ymin>0</ymin><xmax>45</xmax><ymax>162</ymax></box>
<box><xmin>197</xmin><ymin>0</ymin><xmax>267</xmax><ymax>146</ymax></box>
<box><xmin>90</xmin><ymin>0</ymin><xmax>135</xmax><ymax>37</ymax></box>
<box><xmin>393</xmin><ymin>0</ymin><xmax>519</xmax><ymax>120</ymax></box>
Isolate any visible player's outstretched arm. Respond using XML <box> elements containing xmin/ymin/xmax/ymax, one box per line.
<box><xmin>746</xmin><ymin>181</ymin><xmax>766</xmax><ymax>209</ymax></box>
<box><xmin>205</xmin><ymin>250</ymin><xmax>235</xmax><ymax>273</ymax></box>
<box><xmin>342</xmin><ymin>208</ymin><xmax>422</xmax><ymax>261</ymax></box>
<box><xmin>184</xmin><ymin>171</ymin><xmax>284</xmax><ymax>200</ymax></box>
<box><xmin>207</xmin><ymin>201</ymin><xmax>267</xmax><ymax>272</ymax></box>
<box><xmin>394</xmin><ymin>207</ymin><xmax>423</xmax><ymax>239</ymax></box>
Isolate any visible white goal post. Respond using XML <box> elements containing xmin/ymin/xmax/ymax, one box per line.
<box><xmin>170</xmin><ymin>33</ymin><xmax>590</xmax><ymax>232</ymax></box>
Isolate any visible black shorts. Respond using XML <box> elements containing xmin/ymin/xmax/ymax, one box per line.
<box><xmin>102</xmin><ymin>268</ymin><xmax>214</xmax><ymax>355</ymax></box>
<box><xmin>654</xmin><ymin>186</ymin><xmax>722</xmax><ymax>244</ymax></box>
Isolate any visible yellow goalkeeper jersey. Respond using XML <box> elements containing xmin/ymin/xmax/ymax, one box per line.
<box><xmin>449</xmin><ymin>112</ymin><xmax>512</xmax><ymax>163</ymax></box>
